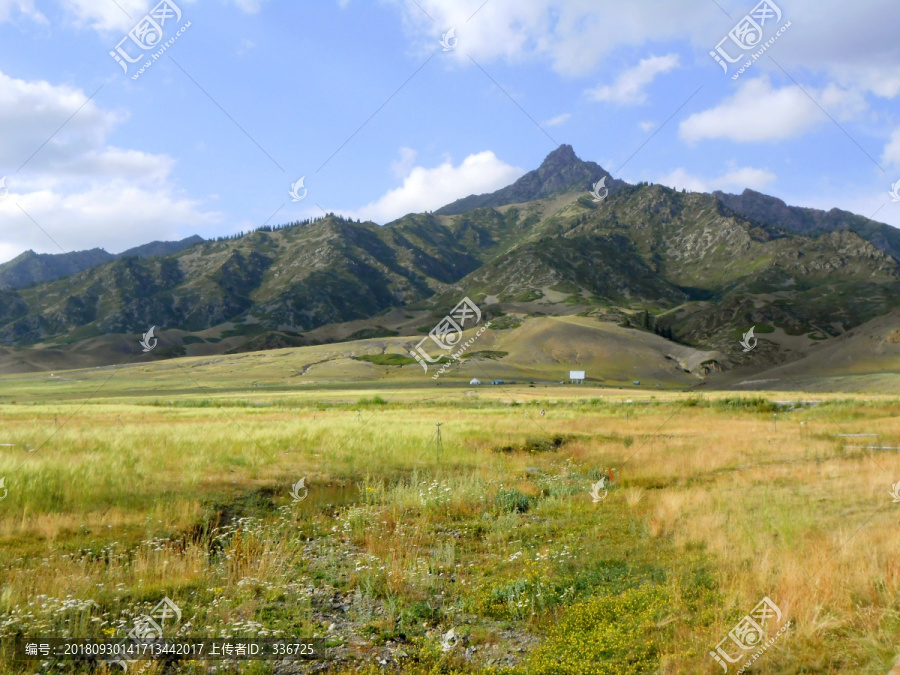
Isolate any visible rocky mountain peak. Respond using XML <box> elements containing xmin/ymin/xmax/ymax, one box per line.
<box><xmin>435</xmin><ymin>145</ymin><xmax>626</xmax><ymax>215</ymax></box>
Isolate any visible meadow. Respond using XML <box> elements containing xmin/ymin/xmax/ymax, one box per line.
<box><xmin>0</xmin><ymin>373</ymin><xmax>898</xmax><ymax>673</ymax></box>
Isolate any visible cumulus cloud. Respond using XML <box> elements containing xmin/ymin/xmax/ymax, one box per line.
<box><xmin>393</xmin><ymin>0</ymin><xmax>704</xmax><ymax>76</ymax></box>
<box><xmin>679</xmin><ymin>77</ymin><xmax>866</xmax><ymax>143</ymax></box>
<box><xmin>392</xmin><ymin>0</ymin><xmax>900</xmax><ymax>102</ymax></box>
<box><xmin>587</xmin><ymin>54</ymin><xmax>679</xmax><ymax>105</ymax></box>
<box><xmin>3</xmin><ymin>181</ymin><xmax>220</xmax><ymax>256</ymax></box>
<box><xmin>344</xmin><ymin>151</ymin><xmax>524</xmax><ymax>224</ymax></box>
<box><xmin>657</xmin><ymin>166</ymin><xmax>777</xmax><ymax>193</ymax></box>
<box><xmin>58</xmin><ymin>0</ymin><xmax>149</xmax><ymax>33</ymax></box>
<box><xmin>0</xmin><ymin>71</ymin><xmax>119</xmax><ymax>169</ymax></box>
<box><xmin>0</xmin><ymin>69</ymin><xmax>222</xmax><ymax>262</ymax></box>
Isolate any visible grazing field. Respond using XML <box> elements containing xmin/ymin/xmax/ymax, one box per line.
<box><xmin>0</xmin><ymin>376</ymin><xmax>899</xmax><ymax>673</ymax></box>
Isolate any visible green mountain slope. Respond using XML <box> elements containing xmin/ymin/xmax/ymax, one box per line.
<box><xmin>0</xmin><ymin>248</ymin><xmax>115</xmax><ymax>291</ymax></box>
<box><xmin>714</xmin><ymin>189</ymin><xmax>900</xmax><ymax>261</ymax></box>
<box><xmin>0</xmin><ymin>147</ymin><xmax>897</xmax><ymax>378</ymax></box>
<box><xmin>0</xmin><ymin>235</ymin><xmax>204</xmax><ymax>291</ymax></box>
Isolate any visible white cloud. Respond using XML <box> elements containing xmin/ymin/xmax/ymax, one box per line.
<box><xmin>343</xmin><ymin>151</ymin><xmax>524</xmax><ymax>224</ymax></box>
<box><xmin>657</xmin><ymin>166</ymin><xmax>777</xmax><ymax>193</ymax></box>
<box><xmin>638</xmin><ymin>121</ymin><xmax>655</xmax><ymax>132</ymax></box>
<box><xmin>544</xmin><ymin>113</ymin><xmax>571</xmax><ymax>127</ymax></box>
<box><xmin>2</xmin><ymin>181</ymin><xmax>220</xmax><ymax>257</ymax></box>
<box><xmin>0</xmin><ymin>0</ymin><xmax>43</xmax><ymax>22</ymax></box>
<box><xmin>393</xmin><ymin>0</ymin><xmax>705</xmax><ymax>76</ymax></box>
<box><xmin>0</xmin><ymin>71</ymin><xmax>118</xmax><ymax>169</ymax></box>
<box><xmin>58</xmin><ymin>0</ymin><xmax>149</xmax><ymax>33</ymax></box>
<box><xmin>883</xmin><ymin>129</ymin><xmax>900</xmax><ymax>167</ymax></box>
<box><xmin>587</xmin><ymin>54</ymin><xmax>679</xmax><ymax>105</ymax></box>
<box><xmin>53</xmin><ymin>0</ymin><xmax>260</xmax><ymax>35</ymax></box>
<box><xmin>679</xmin><ymin>77</ymin><xmax>866</xmax><ymax>143</ymax></box>
<box><xmin>0</xmin><ymin>69</ymin><xmax>222</xmax><ymax>262</ymax></box>
<box><xmin>393</xmin><ymin>0</ymin><xmax>900</xmax><ymax>103</ymax></box>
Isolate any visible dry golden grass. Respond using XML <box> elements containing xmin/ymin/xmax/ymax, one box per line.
<box><xmin>0</xmin><ymin>389</ymin><xmax>897</xmax><ymax>672</ymax></box>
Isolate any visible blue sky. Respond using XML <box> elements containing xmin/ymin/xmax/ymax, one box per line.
<box><xmin>1</xmin><ymin>0</ymin><xmax>899</xmax><ymax>263</ymax></box>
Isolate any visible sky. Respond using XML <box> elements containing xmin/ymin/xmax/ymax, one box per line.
<box><xmin>0</xmin><ymin>0</ymin><xmax>899</xmax><ymax>264</ymax></box>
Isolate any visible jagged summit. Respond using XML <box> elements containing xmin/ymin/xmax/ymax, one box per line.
<box><xmin>435</xmin><ymin>144</ymin><xmax>627</xmax><ymax>215</ymax></box>
<box><xmin>714</xmin><ymin>189</ymin><xmax>900</xmax><ymax>261</ymax></box>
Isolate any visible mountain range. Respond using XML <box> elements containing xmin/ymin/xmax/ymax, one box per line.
<box><xmin>0</xmin><ymin>145</ymin><xmax>897</xmax><ymax>381</ymax></box>
<box><xmin>0</xmin><ymin>235</ymin><xmax>204</xmax><ymax>291</ymax></box>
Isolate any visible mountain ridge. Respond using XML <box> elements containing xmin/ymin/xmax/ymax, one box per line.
<box><xmin>0</xmin><ymin>147</ymin><xmax>897</xmax><ymax>378</ymax></box>
<box><xmin>713</xmin><ymin>189</ymin><xmax>900</xmax><ymax>261</ymax></box>
<box><xmin>0</xmin><ymin>235</ymin><xmax>205</xmax><ymax>291</ymax></box>
<box><xmin>435</xmin><ymin>144</ymin><xmax>627</xmax><ymax>215</ymax></box>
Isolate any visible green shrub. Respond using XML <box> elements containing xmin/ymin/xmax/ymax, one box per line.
<box><xmin>352</xmin><ymin>353</ymin><xmax>415</xmax><ymax>366</ymax></box>
<box><xmin>495</xmin><ymin>488</ymin><xmax>535</xmax><ymax>513</ymax></box>
<box><xmin>356</xmin><ymin>396</ymin><xmax>388</xmax><ymax>406</ymax></box>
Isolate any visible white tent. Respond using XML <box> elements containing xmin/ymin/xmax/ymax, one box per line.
<box><xmin>470</xmin><ymin>378</ymin><xmax>481</xmax><ymax>385</ymax></box>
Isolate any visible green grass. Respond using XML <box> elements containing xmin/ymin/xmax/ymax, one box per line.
<box><xmin>0</xmin><ymin>366</ymin><xmax>897</xmax><ymax>673</ymax></box>
<box><xmin>352</xmin><ymin>353</ymin><xmax>416</xmax><ymax>366</ymax></box>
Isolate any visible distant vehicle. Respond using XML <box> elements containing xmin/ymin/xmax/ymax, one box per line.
<box><xmin>491</xmin><ymin>379</ymin><xmax>504</xmax><ymax>385</ymax></box>
<box><xmin>633</xmin><ymin>380</ymin><xmax>641</xmax><ymax>385</ymax></box>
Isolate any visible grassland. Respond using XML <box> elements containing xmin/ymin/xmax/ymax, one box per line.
<box><xmin>0</xmin><ymin>366</ymin><xmax>898</xmax><ymax>673</ymax></box>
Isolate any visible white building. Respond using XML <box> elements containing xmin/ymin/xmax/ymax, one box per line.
<box><xmin>569</xmin><ymin>370</ymin><xmax>585</xmax><ymax>384</ymax></box>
